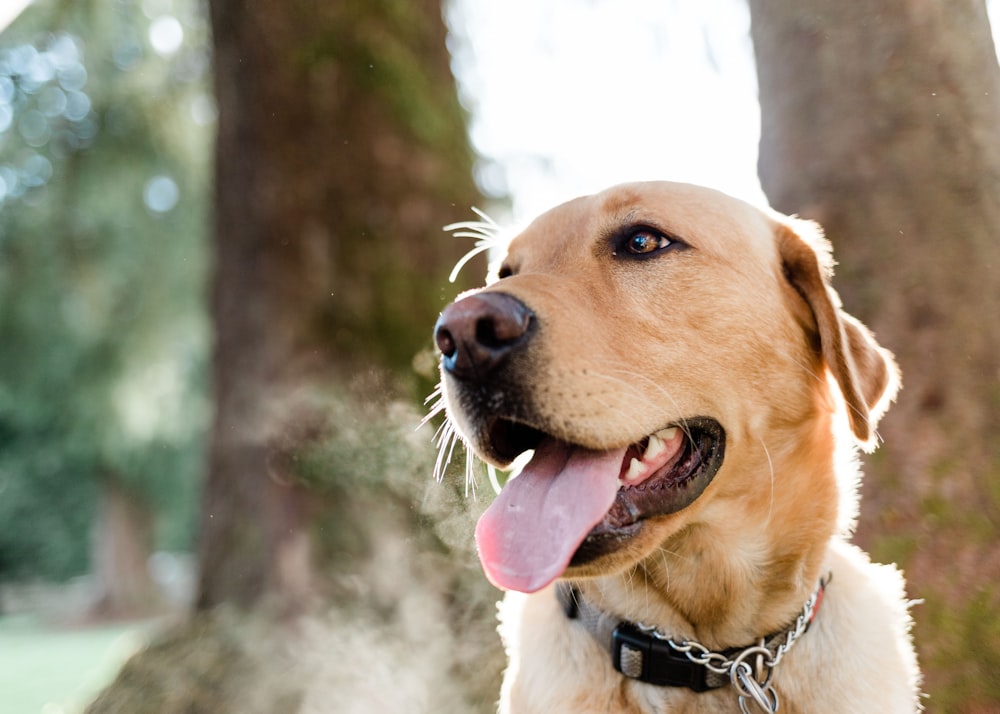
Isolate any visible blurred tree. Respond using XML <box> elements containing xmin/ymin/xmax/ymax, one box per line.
<box><xmin>0</xmin><ymin>0</ymin><xmax>211</xmax><ymax>616</ymax></box>
<box><xmin>89</xmin><ymin>0</ymin><xmax>506</xmax><ymax>710</ymax></box>
<box><xmin>196</xmin><ymin>0</ymin><xmax>482</xmax><ymax>612</ymax></box>
<box><xmin>749</xmin><ymin>0</ymin><xmax>1000</xmax><ymax>708</ymax></box>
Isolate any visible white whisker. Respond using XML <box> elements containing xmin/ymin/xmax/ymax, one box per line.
<box><xmin>657</xmin><ymin>548</ymin><xmax>671</xmax><ymax>597</ymax></box>
<box><xmin>432</xmin><ymin>421</ymin><xmax>455</xmax><ymax>483</ymax></box>
<box><xmin>444</xmin><ymin>207</ymin><xmax>506</xmax><ymax>283</ymax></box>
<box><xmin>448</xmin><ymin>243</ymin><xmax>493</xmax><ymax>283</ymax></box>
<box><xmin>656</xmin><ymin>544</ymin><xmax>693</xmax><ymax>566</ymax></box>
<box><xmin>418</xmin><ymin>383</ymin><xmax>445</xmax><ymax>432</ymax></box>
<box><xmin>421</xmin><ymin>378</ymin><xmax>492</xmax><ymax>498</ymax></box>
<box><xmin>759</xmin><ymin>437</ymin><xmax>776</xmax><ymax>525</ymax></box>
<box><xmin>419</xmin><ymin>399</ymin><xmax>445</xmax><ymax>432</ymax></box>
<box><xmin>443</xmin><ymin>206</ymin><xmax>501</xmax><ymax>233</ymax></box>
<box><xmin>464</xmin><ymin>441</ymin><xmax>478</xmax><ymax>498</ymax></box>
<box><xmin>442</xmin><ymin>424</ymin><xmax>461</xmax><ymax>474</ymax></box>
<box><xmin>423</xmin><ymin>382</ymin><xmax>443</xmax><ymax>404</ymax></box>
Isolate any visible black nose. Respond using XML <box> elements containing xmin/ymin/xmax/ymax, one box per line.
<box><xmin>434</xmin><ymin>292</ymin><xmax>535</xmax><ymax>379</ymax></box>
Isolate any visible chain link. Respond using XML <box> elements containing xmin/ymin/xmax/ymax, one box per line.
<box><xmin>652</xmin><ymin>635</ymin><xmax>732</xmax><ymax>675</ymax></box>
<box><xmin>767</xmin><ymin>579</ymin><xmax>825</xmax><ymax>669</ymax></box>
<box><xmin>731</xmin><ymin>646</ymin><xmax>779</xmax><ymax>713</ymax></box>
<box><xmin>634</xmin><ymin>576</ymin><xmax>828</xmax><ymax>712</ymax></box>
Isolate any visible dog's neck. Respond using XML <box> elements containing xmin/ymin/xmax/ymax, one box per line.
<box><xmin>570</xmin><ymin>412</ymin><xmax>842</xmax><ymax>649</ymax></box>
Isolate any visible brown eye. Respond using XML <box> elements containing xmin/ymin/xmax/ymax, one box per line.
<box><xmin>626</xmin><ymin>229</ymin><xmax>672</xmax><ymax>255</ymax></box>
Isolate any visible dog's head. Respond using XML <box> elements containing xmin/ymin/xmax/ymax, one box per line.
<box><xmin>434</xmin><ymin>182</ymin><xmax>897</xmax><ymax>595</ymax></box>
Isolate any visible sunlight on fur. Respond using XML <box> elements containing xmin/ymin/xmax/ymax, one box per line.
<box><xmin>424</xmin><ymin>208</ymin><xmax>522</xmax><ymax>498</ymax></box>
<box><xmin>430</xmin><ymin>182</ymin><xmax>920</xmax><ymax>713</ymax></box>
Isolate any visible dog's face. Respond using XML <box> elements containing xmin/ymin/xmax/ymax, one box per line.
<box><xmin>435</xmin><ymin>182</ymin><xmax>896</xmax><ymax>596</ymax></box>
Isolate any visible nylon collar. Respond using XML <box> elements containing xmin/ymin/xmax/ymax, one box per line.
<box><xmin>557</xmin><ymin>575</ymin><xmax>829</xmax><ymax>696</ymax></box>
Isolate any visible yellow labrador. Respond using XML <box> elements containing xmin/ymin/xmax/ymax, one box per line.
<box><xmin>433</xmin><ymin>182</ymin><xmax>921</xmax><ymax>712</ymax></box>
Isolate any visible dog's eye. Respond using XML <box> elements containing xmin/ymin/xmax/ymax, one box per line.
<box><xmin>624</xmin><ymin>229</ymin><xmax>673</xmax><ymax>255</ymax></box>
<box><xmin>497</xmin><ymin>264</ymin><xmax>513</xmax><ymax>279</ymax></box>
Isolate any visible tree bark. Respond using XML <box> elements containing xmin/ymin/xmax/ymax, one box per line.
<box><xmin>91</xmin><ymin>475</ymin><xmax>160</xmax><ymax>618</ymax></box>
<box><xmin>749</xmin><ymin>0</ymin><xmax>1000</xmax><ymax>707</ymax></box>
<box><xmin>197</xmin><ymin>0</ymin><xmax>481</xmax><ymax>612</ymax></box>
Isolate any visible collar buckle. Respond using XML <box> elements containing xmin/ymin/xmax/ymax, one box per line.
<box><xmin>612</xmin><ymin>622</ymin><xmax>715</xmax><ymax>692</ymax></box>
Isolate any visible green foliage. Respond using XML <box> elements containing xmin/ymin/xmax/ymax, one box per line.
<box><xmin>0</xmin><ymin>0</ymin><xmax>211</xmax><ymax>579</ymax></box>
<box><xmin>301</xmin><ymin>0</ymin><xmax>469</xmax><ymax>152</ymax></box>
<box><xmin>923</xmin><ymin>585</ymin><xmax>1000</xmax><ymax>711</ymax></box>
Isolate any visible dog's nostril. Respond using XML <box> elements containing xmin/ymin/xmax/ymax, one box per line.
<box><xmin>475</xmin><ymin>315</ymin><xmax>512</xmax><ymax>349</ymax></box>
<box><xmin>435</xmin><ymin>325</ymin><xmax>457</xmax><ymax>358</ymax></box>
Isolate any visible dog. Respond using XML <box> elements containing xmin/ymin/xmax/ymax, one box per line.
<box><xmin>432</xmin><ymin>182</ymin><xmax>921</xmax><ymax>712</ymax></box>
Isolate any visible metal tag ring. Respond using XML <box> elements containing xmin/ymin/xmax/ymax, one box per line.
<box><xmin>735</xmin><ymin>665</ymin><xmax>779</xmax><ymax>712</ymax></box>
<box><xmin>730</xmin><ymin>645</ymin><xmax>775</xmax><ymax>690</ymax></box>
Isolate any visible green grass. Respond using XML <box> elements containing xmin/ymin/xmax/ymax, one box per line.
<box><xmin>0</xmin><ymin>615</ymin><xmax>153</xmax><ymax>714</ymax></box>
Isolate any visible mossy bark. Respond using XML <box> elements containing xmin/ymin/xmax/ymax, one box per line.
<box><xmin>91</xmin><ymin>2</ymin><xmax>501</xmax><ymax>709</ymax></box>
<box><xmin>198</xmin><ymin>0</ymin><xmax>483</xmax><ymax>612</ymax></box>
<box><xmin>749</xmin><ymin>1</ymin><xmax>1000</xmax><ymax>707</ymax></box>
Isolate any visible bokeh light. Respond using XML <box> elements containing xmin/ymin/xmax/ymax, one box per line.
<box><xmin>149</xmin><ymin>16</ymin><xmax>184</xmax><ymax>57</ymax></box>
<box><xmin>143</xmin><ymin>174</ymin><xmax>180</xmax><ymax>213</ymax></box>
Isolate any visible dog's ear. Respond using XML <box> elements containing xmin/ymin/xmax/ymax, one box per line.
<box><xmin>775</xmin><ymin>216</ymin><xmax>899</xmax><ymax>449</ymax></box>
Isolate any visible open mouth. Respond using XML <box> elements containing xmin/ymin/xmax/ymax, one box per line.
<box><xmin>573</xmin><ymin>418</ymin><xmax>725</xmax><ymax>566</ymax></box>
<box><xmin>474</xmin><ymin>417</ymin><xmax>726</xmax><ymax>593</ymax></box>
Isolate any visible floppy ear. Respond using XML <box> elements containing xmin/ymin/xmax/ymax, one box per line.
<box><xmin>775</xmin><ymin>217</ymin><xmax>899</xmax><ymax>450</ymax></box>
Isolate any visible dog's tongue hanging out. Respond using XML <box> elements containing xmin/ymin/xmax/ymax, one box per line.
<box><xmin>476</xmin><ymin>428</ymin><xmax>687</xmax><ymax>592</ymax></box>
<box><xmin>475</xmin><ymin>438</ymin><xmax>624</xmax><ymax>592</ymax></box>
<box><xmin>476</xmin><ymin>438</ymin><xmax>625</xmax><ymax>592</ymax></box>
<box><xmin>476</xmin><ymin>428</ymin><xmax>684</xmax><ymax>593</ymax></box>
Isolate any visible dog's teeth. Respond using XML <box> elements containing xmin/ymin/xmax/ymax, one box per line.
<box><xmin>641</xmin><ymin>428</ymin><xmax>677</xmax><ymax>461</ymax></box>
<box><xmin>643</xmin><ymin>434</ymin><xmax>666</xmax><ymax>460</ymax></box>
<box><xmin>625</xmin><ymin>457</ymin><xmax>645</xmax><ymax>483</ymax></box>
<box><xmin>654</xmin><ymin>427</ymin><xmax>678</xmax><ymax>442</ymax></box>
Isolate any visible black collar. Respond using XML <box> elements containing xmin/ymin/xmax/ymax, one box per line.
<box><xmin>556</xmin><ymin>576</ymin><xmax>829</xmax><ymax>694</ymax></box>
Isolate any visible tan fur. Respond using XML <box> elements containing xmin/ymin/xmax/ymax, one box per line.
<box><xmin>441</xmin><ymin>182</ymin><xmax>921</xmax><ymax>712</ymax></box>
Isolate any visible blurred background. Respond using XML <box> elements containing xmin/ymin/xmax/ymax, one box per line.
<box><xmin>0</xmin><ymin>0</ymin><xmax>998</xmax><ymax>712</ymax></box>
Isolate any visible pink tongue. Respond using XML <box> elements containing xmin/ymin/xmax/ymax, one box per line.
<box><xmin>475</xmin><ymin>438</ymin><xmax>626</xmax><ymax>593</ymax></box>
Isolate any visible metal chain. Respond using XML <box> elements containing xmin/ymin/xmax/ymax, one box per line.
<box><xmin>634</xmin><ymin>577</ymin><xmax>828</xmax><ymax>713</ymax></box>
<box><xmin>765</xmin><ymin>578</ymin><xmax>826</xmax><ymax>669</ymax></box>
<box><xmin>731</xmin><ymin>645</ymin><xmax>779</xmax><ymax>713</ymax></box>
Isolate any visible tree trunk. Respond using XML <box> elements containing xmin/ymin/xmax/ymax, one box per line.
<box><xmin>197</xmin><ymin>0</ymin><xmax>481</xmax><ymax>613</ymax></box>
<box><xmin>91</xmin><ymin>475</ymin><xmax>160</xmax><ymax>618</ymax></box>
<box><xmin>749</xmin><ymin>1</ymin><xmax>1000</xmax><ymax>708</ymax></box>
